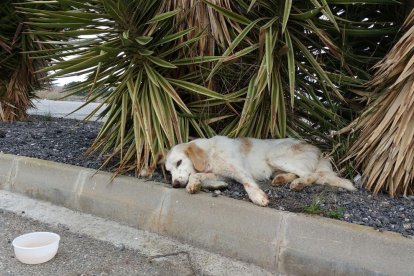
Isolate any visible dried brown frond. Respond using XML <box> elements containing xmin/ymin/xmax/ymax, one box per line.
<box><xmin>347</xmin><ymin>9</ymin><xmax>414</xmax><ymax>196</ymax></box>
<box><xmin>165</xmin><ymin>0</ymin><xmax>241</xmax><ymax>56</ymax></box>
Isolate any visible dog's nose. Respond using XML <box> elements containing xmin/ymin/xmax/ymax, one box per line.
<box><xmin>172</xmin><ymin>180</ymin><xmax>181</xmax><ymax>188</ymax></box>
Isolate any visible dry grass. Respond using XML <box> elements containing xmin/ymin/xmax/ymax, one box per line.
<box><xmin>35</xmin><ymin>86</ymin><xmax>103</xmax><ymax>102</ymax></box>
<box><xmin>35</xmin><ymin>87</ymin><xmax>64</xmax><ymax>100</ymax></box>
<box><xmin>346</xmin><ymin>10</ymin><xmax>414</xmax><ymax>196</ymax></box>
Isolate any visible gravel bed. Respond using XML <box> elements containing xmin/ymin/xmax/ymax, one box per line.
<box><xmin>1</xmin><ymin>116</ymin><xmax>413</xmax><ymax>237</ymax></box>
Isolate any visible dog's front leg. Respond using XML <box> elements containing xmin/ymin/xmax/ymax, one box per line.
<box><xmin>186</xmin><ymin>173</ymin><xmax>222</xmax><ymax>194</ymax></box>
<box><xmin>239</xmin><ymin>177</ymin><xmax>269</xmax><ymax>207</ymax></box>
<box><xmin>219</xmin><ymin>167</ymin><xmax>269</xmax><ymax>207</ymax></box>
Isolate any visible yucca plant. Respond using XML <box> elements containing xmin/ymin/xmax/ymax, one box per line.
<box><xmin>206</xmin><ymin>0</ymin><xmax>403</xmax><ymax>148</ymax></box>
<box><xmin>21</xmin><ymin>0</ymin><xmax>403</xmax><ymax>176</ymax></box>
<box><xmin>345</xmin><ymin>9</ymin><xmax>414</xmax><ymax>196</ymax></box>
<box><xmin>19</xmin><ymin>0</ymin><xmax>233</xmax><ymax>175</ymax></box>
<box><xmin>0</xmin><ymin>0</ymin><xmax>48</xmax><ymax>121</ymax></box>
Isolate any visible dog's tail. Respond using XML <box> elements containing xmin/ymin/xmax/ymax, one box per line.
<box><xmin>314</xmin><ymin>159</ymin><xmax>356</xmax><ymax>191</ymax></box>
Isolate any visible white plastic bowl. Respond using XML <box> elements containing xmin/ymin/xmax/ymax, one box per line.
<box><xmin>12</xmin><ymin>232</ymin><xmax>60</xmax><ymax>264</ymax></box>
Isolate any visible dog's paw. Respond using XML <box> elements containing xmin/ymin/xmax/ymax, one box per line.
<box><xmin>186</xmin><ymin>181</ymin><xmax>201</xmax><ymax>194</ymax></box>
<box><xmin>271</xmin><ymin>175</ymin><xmax>289</xmax><ymax>186</ymax></box>
<box><xmin>272</xmin><ymin>173</ymin><xmax>297</xmax><ymax>186</ymax></box>
<box><xmin>290</xmin><ymin>179</ymin><xmax>305</xmax><ymax>191</ymax></box>
<box><xmin>271</xmin><ymin>175</ymin><xmax>285</xmax><ymax>186</ymax></box>
<box><xmin>342</xmin><ymin>179</ymin><xmax>357</xmax><ymax>191</ymax></box>
<box><xmin>249</xmin><ymin>190</ymin><xmax>269</xmax><ymax>207</ymax></box>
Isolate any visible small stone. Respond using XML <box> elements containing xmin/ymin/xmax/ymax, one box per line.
<box><xmin>353</xmin><ymin>174</ymin><xmax>362</xmax><ymax>187</ymax></box>
<box><xmin>381</xmin><ymin>217</ymin><xmax>390</xmax><ymax>224</ymax></box>
<box><xmin>115</xmin><ymin>243</ymin><xmax>125</xmax><ymax>251</ymax></box>
<box><xmin>399</xmin><ymin>207</ymin><xmax>405</xmax><ymax>211</ymax></box>
<box><xmin>403</xmin><ymin>223</ymin><xmax>412</xmax><ymax>230</ymax></box>
<box><xmin>390</xmin><ymin>218</ymin><xmax>398</xmax><ymax>224</ymax></box>
<box><xmin>214</xmin><ymin>190</ymin><xmax>221</xmax><ymax>195</ymax></box>
<box><xmin>57</xmin><ymin>223</ymin><xmax>70</xmax><ymax>231</ymax></box>
<box><xmin>374</xmin><ymin>220</ymin><xmax>382</xmax><ymax>228</ymax></box>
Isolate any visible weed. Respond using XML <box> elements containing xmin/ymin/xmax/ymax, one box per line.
<box><xmin>325</xmin><ymin>207</ymin><xmax>345</xmax><ymax>219</ymax></box>
<box><xmin>39</xmin><ymin>112</ymin><xmax>53</xmax><ymax>121</ymax></box>
<box><xmin>303</xmin><ymin>196</ymin><xmax>323</xmax><ymax>214</ymax></box>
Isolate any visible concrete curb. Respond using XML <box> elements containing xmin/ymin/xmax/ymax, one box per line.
<box><xmin>1</xmin><ymin>153</ymin><xmax>413</xmax><ymax>275</ymax></box>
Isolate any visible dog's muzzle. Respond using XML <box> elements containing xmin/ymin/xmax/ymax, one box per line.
<box><xmin>172</xmin><ymin>180</ymin><xmax>182</xmax><ymax>188</ymax></box>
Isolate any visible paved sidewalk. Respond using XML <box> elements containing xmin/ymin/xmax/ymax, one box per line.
<box><xmin>0</xmin><ymin>191</ymin><xmax>271</xmax><ymax>276</ymax></box>
<box><xmin>1</xmin><ymin>210</ymin><xmax>194</xmax><ymax>276</ymax></box>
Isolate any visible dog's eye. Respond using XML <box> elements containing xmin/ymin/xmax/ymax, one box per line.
<box><xmin>176</xmin><ymin>160</ymin><xmax>182</xmax><ymax>167</ymax></box>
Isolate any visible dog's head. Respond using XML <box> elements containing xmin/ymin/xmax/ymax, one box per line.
<box><xmin>165</xmin><ymin>142</ymin><xmax>207</xmax><ymax>188</ymax></box>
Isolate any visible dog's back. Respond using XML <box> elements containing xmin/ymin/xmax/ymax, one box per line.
<box><xmin>208</xmin><ymin>136</ymin><xmax>355</xmax><ymax>191</ymax></box>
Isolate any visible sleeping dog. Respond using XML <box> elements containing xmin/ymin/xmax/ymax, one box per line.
<box><xmin>165</xmin><ymin>136</ymin><xmax>355</xmax><ymax>207</ymax></box>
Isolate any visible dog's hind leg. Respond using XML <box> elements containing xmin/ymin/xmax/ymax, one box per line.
<box><xmin>287</xmin><ymin>172</ymin><xmax>356</xmax><ymax>192</ymax></box>
<box><xmin>314</xmin><ymin>172</ymin><xmax>356</xmax><ymax>191</ymax></box>
<box><xmin>288</xmin><ymin>171</ymin><xmax>356</xmax><ymax>191</ymax></box>
<box><xmin>315</xmin><ymin>159</ymin><xmax>356</xmax><ymax>191</ymax></box>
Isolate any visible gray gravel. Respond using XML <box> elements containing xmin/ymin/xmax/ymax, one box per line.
<box><xmin>0</xmin><ymin>116</ymin><xmax>103</xmax><ymax>169</ymax></box>
<box><xmin>0</xmin><ymin>210</ymin><xmax>194</xmax><ymax>275</ymax></box>
<box><xmin>0</xmin><ymin>116</ymin><xmax>413</xmax><ymax>238</ymax></box>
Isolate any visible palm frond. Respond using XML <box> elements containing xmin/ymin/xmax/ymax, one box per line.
<box><xmin>0</xmin><ymin>0</ymin><xmax>49</xmax><ymax>121</ymax></box>
<box><xmin>346</xmin><ymin>9</ymin><xmax>414</xmax><ymax>196</ymax></box>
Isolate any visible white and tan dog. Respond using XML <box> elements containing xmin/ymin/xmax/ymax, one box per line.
<box><xmin>165</xmin><ymin>136</ymin><xmax>355</xmax><ymax>207</ymax></box>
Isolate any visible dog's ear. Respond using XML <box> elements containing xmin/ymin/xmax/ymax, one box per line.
<box><xmin>155</xmin><ymin>149</ymin><xmax>168</xmax><ymax>165</ymax></box>
<box><xmin>185</xmin><ymin>143</ymin><xmax>207</xmax><ymax>172</ymax></box>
